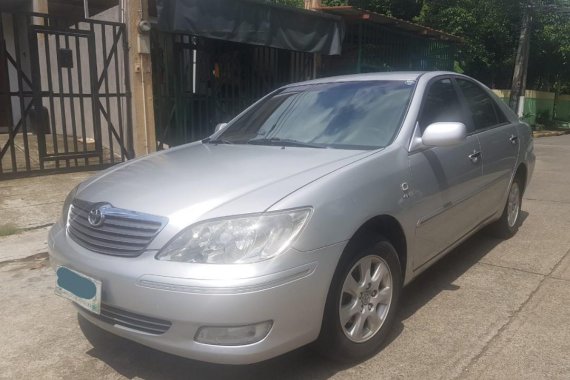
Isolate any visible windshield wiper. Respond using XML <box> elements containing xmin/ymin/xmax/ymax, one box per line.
<box><xmin>247</xmin><ymin>137</ymin><xmax>325</xmax><ymax>149</ymax></box>
<box><xmin>202</xmin><ymin>137</ymin><xmax>233</xmax><ymax>145</ymax></box>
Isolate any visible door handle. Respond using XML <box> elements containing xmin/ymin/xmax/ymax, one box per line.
<box><xmin>468</xmin><ymin>151</ymin><xmax>481</xmax><ymax>163</ymax></box>
<box><xmin>509</xmin><ymin>135</ymin><xmax>518</xmax><ymax>144</ymax></box>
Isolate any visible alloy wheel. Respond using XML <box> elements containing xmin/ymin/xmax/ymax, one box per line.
<box><xmin>507</xmin><ymin>182</ymin><xmax>521</xmax><ymax>228</ymax></box>
<box><xmin>339</xmin><ymin>255</ymin><xmax>393</xmax><ymax>343</ymax></box>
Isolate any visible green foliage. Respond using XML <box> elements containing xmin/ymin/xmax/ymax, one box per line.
<box><xmin>536</xmin><ymin>109</ymin><xmax>551</xmax><ymax>122</ymax></box>
<box><xmin>0</xmin><ymin>223</ymin><xmax>19</xmax><ymax>237</ymax></box>
<box><xmin>321</xmin><ymin>0</ymin><xmax>570</xmax><ymax>91</ymax></box>
<box><xmin>322</xmin><ymin>0</ymin><xmax>348</xmax><ymax>5</ymax></box>
<box><xmin>321</xmin><ymin>0</ymin><xmax>421</xmax><ymax>19</ymax></box>
<box><xmin>527</xmin><ymin>3</ymin><xmax>570</xmax><ymax>92</ymax></box>
<box><xmin>269</xmin><ymin>0</ymin><xmax>305</xmax><ymax>7</ymax></box>
<box><xmin>415</xmin><ymin>0</ymin><xmax>522</xmax><ymax>87</ymax></box>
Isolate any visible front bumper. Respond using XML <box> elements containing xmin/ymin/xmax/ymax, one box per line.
<box><xmin>48</xmin><ymin>222</ymin><xmax>344</xmax><ymax>364</ymax></box>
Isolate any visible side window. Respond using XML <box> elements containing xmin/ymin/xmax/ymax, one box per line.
<box><xmin>418</xmin><ymin>79</ymin><xmax>464</xmax><ymax>133</ymax></box>
<box><xmin>456</xmin><ymin>79</ymin><xmax>506</xmax><ymax>130</ymax></box>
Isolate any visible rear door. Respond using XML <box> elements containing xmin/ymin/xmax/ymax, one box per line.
<box><xmin>409</xmin><ymin>77</ymin><xmax>483</xmax><ymax>269</ymax></box>
<box><xmin>455</xmin><ymin>78</ymin><xmax>518</xmax><ymax>219</ymax></box>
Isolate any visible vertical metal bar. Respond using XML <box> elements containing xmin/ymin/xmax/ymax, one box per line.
<box><xmin>88</xmin><ymin>22</ymin><xmax>103</xmax><ymax>164</ymax></box>
<box><xmin>83</xmin><ymin>0</ymin><xmax>90</xmax><ymax>18</ymax></box>
<box><xmin>54</xmin><ymin>32</ymin><xmax>70</xmax><ymax>167</ymax></box>
<box><xmin>191</xmin><ymin>47</ymin><xmax>195</xmax><ymax>142</ymax></box>
<box><xmin>13</xmin><ymin>14</ymin><xmax>32</xmax><ymax>172</ymax></box>
<box><xmin>74</xmin><ymin>22</ymin><xmax>88</xmax><ymax>165</ymax></box>
<box><xmin>357</xmin><ymin>22</ymin><xmax>363</xmax><ymax>73</ymax></box>
<box><xmin>28</xmin><ymin>28</ymin><xmax>45</xmax><ymax>170</ymax></box>
<box><xmin>0</xmin><ymin>13</ymin><xmax>18</xmax><ymax>173</ymax></box>
<box><xmin>101</xmin><ymin>23</ymin><xmax>114</xmax><ymax>163</ymax></box>
<box><xmin>43</xmin><ymin>27</ymin><xmax>59</xmax><ymax>168</ymax></box>
<box><xmin>113</xmin><ymin>26</ymin><xmax>125</xmax><ymax>161</ymax></box>
<box><xmin>183</xmin><ymin>43</ymin><xmax>189</xmax><ymax>142</ymax></box>
<box><xmin>64</xmin><ymin>34</ymin><xmax>79</xmax><ymax>167</ymax></box>
<box><xmin>121</xmin><ymin>24</ymin><xmax>134</xmax><ymax>158</ymax></box>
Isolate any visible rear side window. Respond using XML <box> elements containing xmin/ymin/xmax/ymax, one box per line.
<box><xmin>456</xmin><ymin>79</ymin><xmax>507</xmax><ymax>130</ymax></box>
<box><xmin>418</xmin><ymin>78</ymin><xmax>465</xmax><ymax>133</ymax></box>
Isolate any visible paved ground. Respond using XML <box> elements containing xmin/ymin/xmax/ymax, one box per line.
<box><xmin>1</xmin><ymin>136</ymin><xmax>570</xmax><ymax>379</ymax></box>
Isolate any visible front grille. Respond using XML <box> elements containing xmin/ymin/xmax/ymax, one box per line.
<box><xmin>67</xmin><ymin>199</ymin><xmax>167</xmax><ymax>257</ymax></box>
<box><xmin>83</xmin><ymin>303</ymin><xmax>172</xmax><ymax>335</ymax></box>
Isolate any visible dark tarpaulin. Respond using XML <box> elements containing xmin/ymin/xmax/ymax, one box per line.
<box><xmin>156</xmin><ymin>0</ymin><xmax>344</xmax><ymax>55</ymax></box>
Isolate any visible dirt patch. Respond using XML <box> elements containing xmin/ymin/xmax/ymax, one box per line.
<box><xmin>0</xmin><ymin>252</ymin><xmax>49</xmax><ymax>271</ymax></box>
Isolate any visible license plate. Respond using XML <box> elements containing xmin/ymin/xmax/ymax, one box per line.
<box><xmin>55</xmin><ymin>266</ymin><xmax>101</xmax><ymax>315</ymax></box>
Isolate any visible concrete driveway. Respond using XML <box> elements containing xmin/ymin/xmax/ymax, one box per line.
<box><xmin>1</xmin><ymin>135</ymin><xmax>569</xmax><ymax>379</ymax></box>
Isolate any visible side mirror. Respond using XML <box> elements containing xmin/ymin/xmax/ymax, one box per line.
<box><xmin>422</xmin><ymin>122</ymin><xmax>467</xmax><ymax>147</ymax></box>
<box><xmin>214</xmin><ymin>123</ymin><xmax>228</xmax><ymax>133</ymax></box>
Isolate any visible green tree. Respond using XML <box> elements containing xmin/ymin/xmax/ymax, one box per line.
<box><xmin>416</xmin><ymin>0</ymin><xmax>522</xmax><ymax>87</ymax></box>
<box><xmin>323</xmin><ymin>0</ymin><xmax>570</xmax><ymax>92</ymax></box>
<box><xmin>269</xmin><ymin>0</ymin><xmax>305</xmax><ymax>7</ymax></box>
<box><xmin>527</xmin><ymin>4</ymin><xmax>570</xmax><ymax>92</ymax></box>
<box><xmin>321</xmin><ymin>0</ymin><xmax>422</xmax><ymax>19</ymax></box>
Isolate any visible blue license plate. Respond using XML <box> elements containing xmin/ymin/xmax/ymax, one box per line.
<box><xmin>55</xmin><ymin>266</ymin><xmax>101</xmax><ymax>314</ymax></box>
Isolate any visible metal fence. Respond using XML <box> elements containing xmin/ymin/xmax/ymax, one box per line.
<box><xmin>151</xmin><ymin>33</ymin><xmax>315</xmax><ymax>148</ymax></box>
<box><xmin>0</xmin><ymin>12</ymin><xmax>132</xmax><ymax>179</ymax></box>
<box><xmin>321</xmin><ymin>21</ymin><xmax>456</xmax><ymax>76</ymax></box>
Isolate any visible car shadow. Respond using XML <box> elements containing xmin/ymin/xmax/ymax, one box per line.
<box><xmin>79</xmin><ymin>211</ymin><xmax>528</xmax><ymax>380</ymax></box>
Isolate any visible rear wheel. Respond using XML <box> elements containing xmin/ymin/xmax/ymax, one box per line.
<box><xmin>316</xmin><ymin>239</ymin><xmax>402</xmax><ymax>362</ymax></box>
<box><xmin>488</xmin><ymin>176</ymin><xmax>523</xmax><ymax>238</ymax></box>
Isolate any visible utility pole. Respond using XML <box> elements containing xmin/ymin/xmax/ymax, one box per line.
<box><xmin>509</xmin><ymin>1</ymin><xmax>570</xmax><ymax>116</ymax></box>
<box><xmin>509</xmin><ymin>5</ymin><xmax>532</xmax><ymax>115</ymax></box>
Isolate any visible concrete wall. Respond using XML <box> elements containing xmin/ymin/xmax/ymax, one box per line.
<box><xmin>556</xmin><ymin>95</ymin><xmax>570</xmax><ymax>122</ymax></box>
<box><xmin>492</xmin><ymin>89</ymin><xmax>570</xmax><ymax>126</ymax></box>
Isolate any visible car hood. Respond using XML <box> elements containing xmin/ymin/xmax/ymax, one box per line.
<box><xmin>77</xmin><ymin>142</ymin><xmax>370</xmax><ymax>227</ymax></box>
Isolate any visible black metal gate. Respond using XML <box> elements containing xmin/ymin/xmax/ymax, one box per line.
<box><xmin>151</xmin><ymin>33</ymin><xmax>315</xmax><ymax>148</ymax></box>
<box><xmin>0</xmin><ymin>12</ymin><xmax>132</xmax><ymax>179</ymax></box>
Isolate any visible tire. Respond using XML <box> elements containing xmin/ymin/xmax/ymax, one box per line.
<box><xmin>488</xmin><ymin>176</ymin><xmax>523</xmax><ymax>239</ymax></box>
<box><xmin>316</xmin><ymin>238</ymin><xmax>402</xmax><ymax>362</ymax></box>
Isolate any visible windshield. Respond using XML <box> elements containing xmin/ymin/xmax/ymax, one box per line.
<box><xmin>216</xmin><ymin>80</ymin><xmax>415</xmax><ymax>150</ymax></box>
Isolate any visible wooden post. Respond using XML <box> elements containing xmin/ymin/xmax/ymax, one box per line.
<box><xmin>305</xmin><ymin>0</ymin><xmax>322</xmax><ymax>78</ymax></box>
<box><xmin>126</xmin><ymin>0</ymin><xmax>156</xmax><ymax>156</ymax></box>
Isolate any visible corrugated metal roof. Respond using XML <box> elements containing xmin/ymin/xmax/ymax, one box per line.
<box><xmin>318</xmin><ymin>6</ymin><xmax>463</xmax><ymax>44</ymax></box>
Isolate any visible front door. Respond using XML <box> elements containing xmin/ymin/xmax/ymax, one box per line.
<box><xmin>409</xmin><ymin>78</ymin><xmax>483</xmax><ymax>269</ymax></box>
<box><xmin>455</xmin><ymin>78</ymin><xmax>519</xmax><ymax>218</ymax></box>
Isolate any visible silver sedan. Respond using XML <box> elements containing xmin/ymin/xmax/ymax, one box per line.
<box><xmin>48</xmin><ymin>71</ymin><xmax>535</xmax><ymax>364</ymax></box>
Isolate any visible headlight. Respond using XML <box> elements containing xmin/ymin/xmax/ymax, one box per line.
<box><xmin>156</xmin><ymin>208</ymin><xmax>312</xmax><ymax>264</ymax></box>
<box><xmin>61</xmin><ymin>186</ymin><xmax>78</xmax><ymax>224</ymax></box>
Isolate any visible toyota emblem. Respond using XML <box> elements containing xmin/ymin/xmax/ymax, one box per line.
<box><xmin>88</xmin><ymin>206</ymin><xmax>106</xmax><ymax>227</ymax></box>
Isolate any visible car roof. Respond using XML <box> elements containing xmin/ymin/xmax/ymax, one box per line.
<box><xmin>285</xmin><ymin>71</ymin><xmax>455</xmax><ymax>87</ymax></box>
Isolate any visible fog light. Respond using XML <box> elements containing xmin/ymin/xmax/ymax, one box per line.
<box><xmin>194</xmin><ymin>321</ymin><xmax>273</xmax><ymax>346</ymax></box>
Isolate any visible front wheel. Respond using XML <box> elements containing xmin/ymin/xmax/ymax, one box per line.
<box><xmin>316</xmin><ymin>239</ymin><xmax>402</xmax><ymax>362</ymax></box>
<box><xmin>488</xmin><ymin>176</ymin><xmax>523</xmax><ymax>238</ymax></box>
